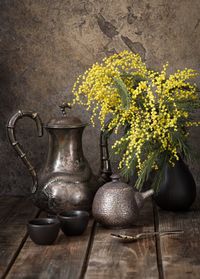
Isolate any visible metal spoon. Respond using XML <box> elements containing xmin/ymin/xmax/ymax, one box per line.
<box><xmin>111</xmin><ymin>230</ymin><xmax>184</xmax><ymax>243</ymax></box>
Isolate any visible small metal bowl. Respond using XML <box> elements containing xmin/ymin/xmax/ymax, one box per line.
<box><xmin>58</xmin><ymin>210</ymin><xmax>89</xmax><ymax>236</ymax></box>
<box><xmin>27</xmin><ymin>218</ymin><xmax>60</xmax><ymax>245</ymax></box>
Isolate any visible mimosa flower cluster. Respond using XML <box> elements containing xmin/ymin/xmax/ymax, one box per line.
<box><xmin>72</xmin><ymin>50</ymin><xmax>200</xmax><ymax>190</ymax></box>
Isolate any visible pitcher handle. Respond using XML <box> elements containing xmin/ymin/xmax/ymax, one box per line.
<box><xmin>7</xmin><ymin>110</ymin><xmax>43</xmax><ymax>193</ymax></box>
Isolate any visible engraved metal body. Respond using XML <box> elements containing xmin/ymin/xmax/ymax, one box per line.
<box><xmin>92</xmin><ymin>174</ymin><xmax>153</xmax><ymax>228</ymax></box>
<box><xmin>7</xmin><ymin>103</ymin><xmax>112</xmax><ymax>214</ymax></box>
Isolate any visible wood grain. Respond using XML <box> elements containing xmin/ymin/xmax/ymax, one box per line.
<box><xmin>155</xmin><ymin>195</ymin><xmax>200</xmax><ymax>279</ymax></box>
<box><xmin>0</xmin><ymin>197</ymin><xmax>39</xmax><ymax>278</ymax></box>
<box><xmin>84</xmin><ymin>200</ymin><xmax>159</xmax><ymax>279</ymax></box>
<box><xmin>3</xmin><ymin>195</ymin><xmax>200</xmax><ymax>279</ymax></box>
<box><xmin>6</xmin><ymin>219</ymin><xmax>95</xmax><ymax>279</ymax></box>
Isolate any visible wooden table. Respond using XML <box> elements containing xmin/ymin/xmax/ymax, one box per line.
<box><xmin>1</xmin><ymin>196</ymin><xmax>200</xmax><ymax>279</ymax></box>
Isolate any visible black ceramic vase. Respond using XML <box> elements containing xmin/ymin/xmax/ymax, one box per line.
<box><xmin>154</xmin><ymin>157</ymin><xmax>196</xmax><ymax>211</ymax></box>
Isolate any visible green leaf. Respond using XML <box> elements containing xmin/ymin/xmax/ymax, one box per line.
<box><xmin>135</xmin><ymin>150</ymin><xmax>160</xmax><ymax>190</ymax></box>
<box><xmin>113</xmin><ymin>77</ymin><xmax>131</xmax><ymax>109</ymax></box>
<box><xmin>120</xmin><ymin>153</ymin><xmax>137</xmax><ymax>181</ymax></box>
<box><xmin>172</xmin><ymin>131</ymin><xmax>191</xmax><ymax>161</ymax></box>
<box><xmin>151</xmin><ymin>152</ymin><xmax>168</xmax><ymax>192</ymax></box>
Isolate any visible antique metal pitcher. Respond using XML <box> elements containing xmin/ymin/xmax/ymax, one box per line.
<box><xmin>7</xmin><ymin>103</ymin><xmax>112</xmax><ymax>214</ymax></box>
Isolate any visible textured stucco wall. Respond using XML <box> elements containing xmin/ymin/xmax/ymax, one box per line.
<box><xmin>0</xmin><ymin>0</ymin><xmax>200</xmax><ymax>195</ymax></box>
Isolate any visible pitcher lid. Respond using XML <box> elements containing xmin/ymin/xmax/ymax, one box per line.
<box><xmin>45</xmin><ymin>103</ymin><xmax>87</xmax><ymax>128</ymax></box>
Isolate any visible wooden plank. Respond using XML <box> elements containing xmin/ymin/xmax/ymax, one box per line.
<box><xmin>0</xmin><ymin>197</ymin><xmax>39</xmax><ymax>278</ymax></box>
<box><xmin>84</xmin><ymin>200</ymin><xmax>159</xmax><ymax>279</ymax></box>
<box><xmin>6</xmin><ymin>219</ymin><xmax>95</xmax><ymax>279</ymax></box>
<box><xmin>155</xmin><ymin>195</ymin><xmax>200</xmax><ymax>279</ymax></box>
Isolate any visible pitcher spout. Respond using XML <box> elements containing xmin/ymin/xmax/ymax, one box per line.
<box><xmin>141</xmin><ymin>189</ymin><xmax>154</xmax><ymax>200</ymax></box>
<box><xmin>135</xmin><ymin>189</ymin><xmax>154</xmax><ymax>210</ymax></box>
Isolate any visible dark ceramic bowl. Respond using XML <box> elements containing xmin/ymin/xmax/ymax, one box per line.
<box><xmin>58</xmin><ymin>210</ymin><xmax>89</xmax><ymax>236</ymax></box>
<box><xmin>27</xmin><ymin>218</ymin><xmax>60</xmax><ymax>245</ymax></box>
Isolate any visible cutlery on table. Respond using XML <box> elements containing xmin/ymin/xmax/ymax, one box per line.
<box><xmin>111</xmin><ymin>230</ymin><xmax>184</xmax><ymax>242</ymax></box>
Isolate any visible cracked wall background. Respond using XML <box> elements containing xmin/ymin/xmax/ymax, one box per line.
<box><xmin>0</xmin><ymin>0</ymin><xmax>200</xmax><ymax>195</ymax></box>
